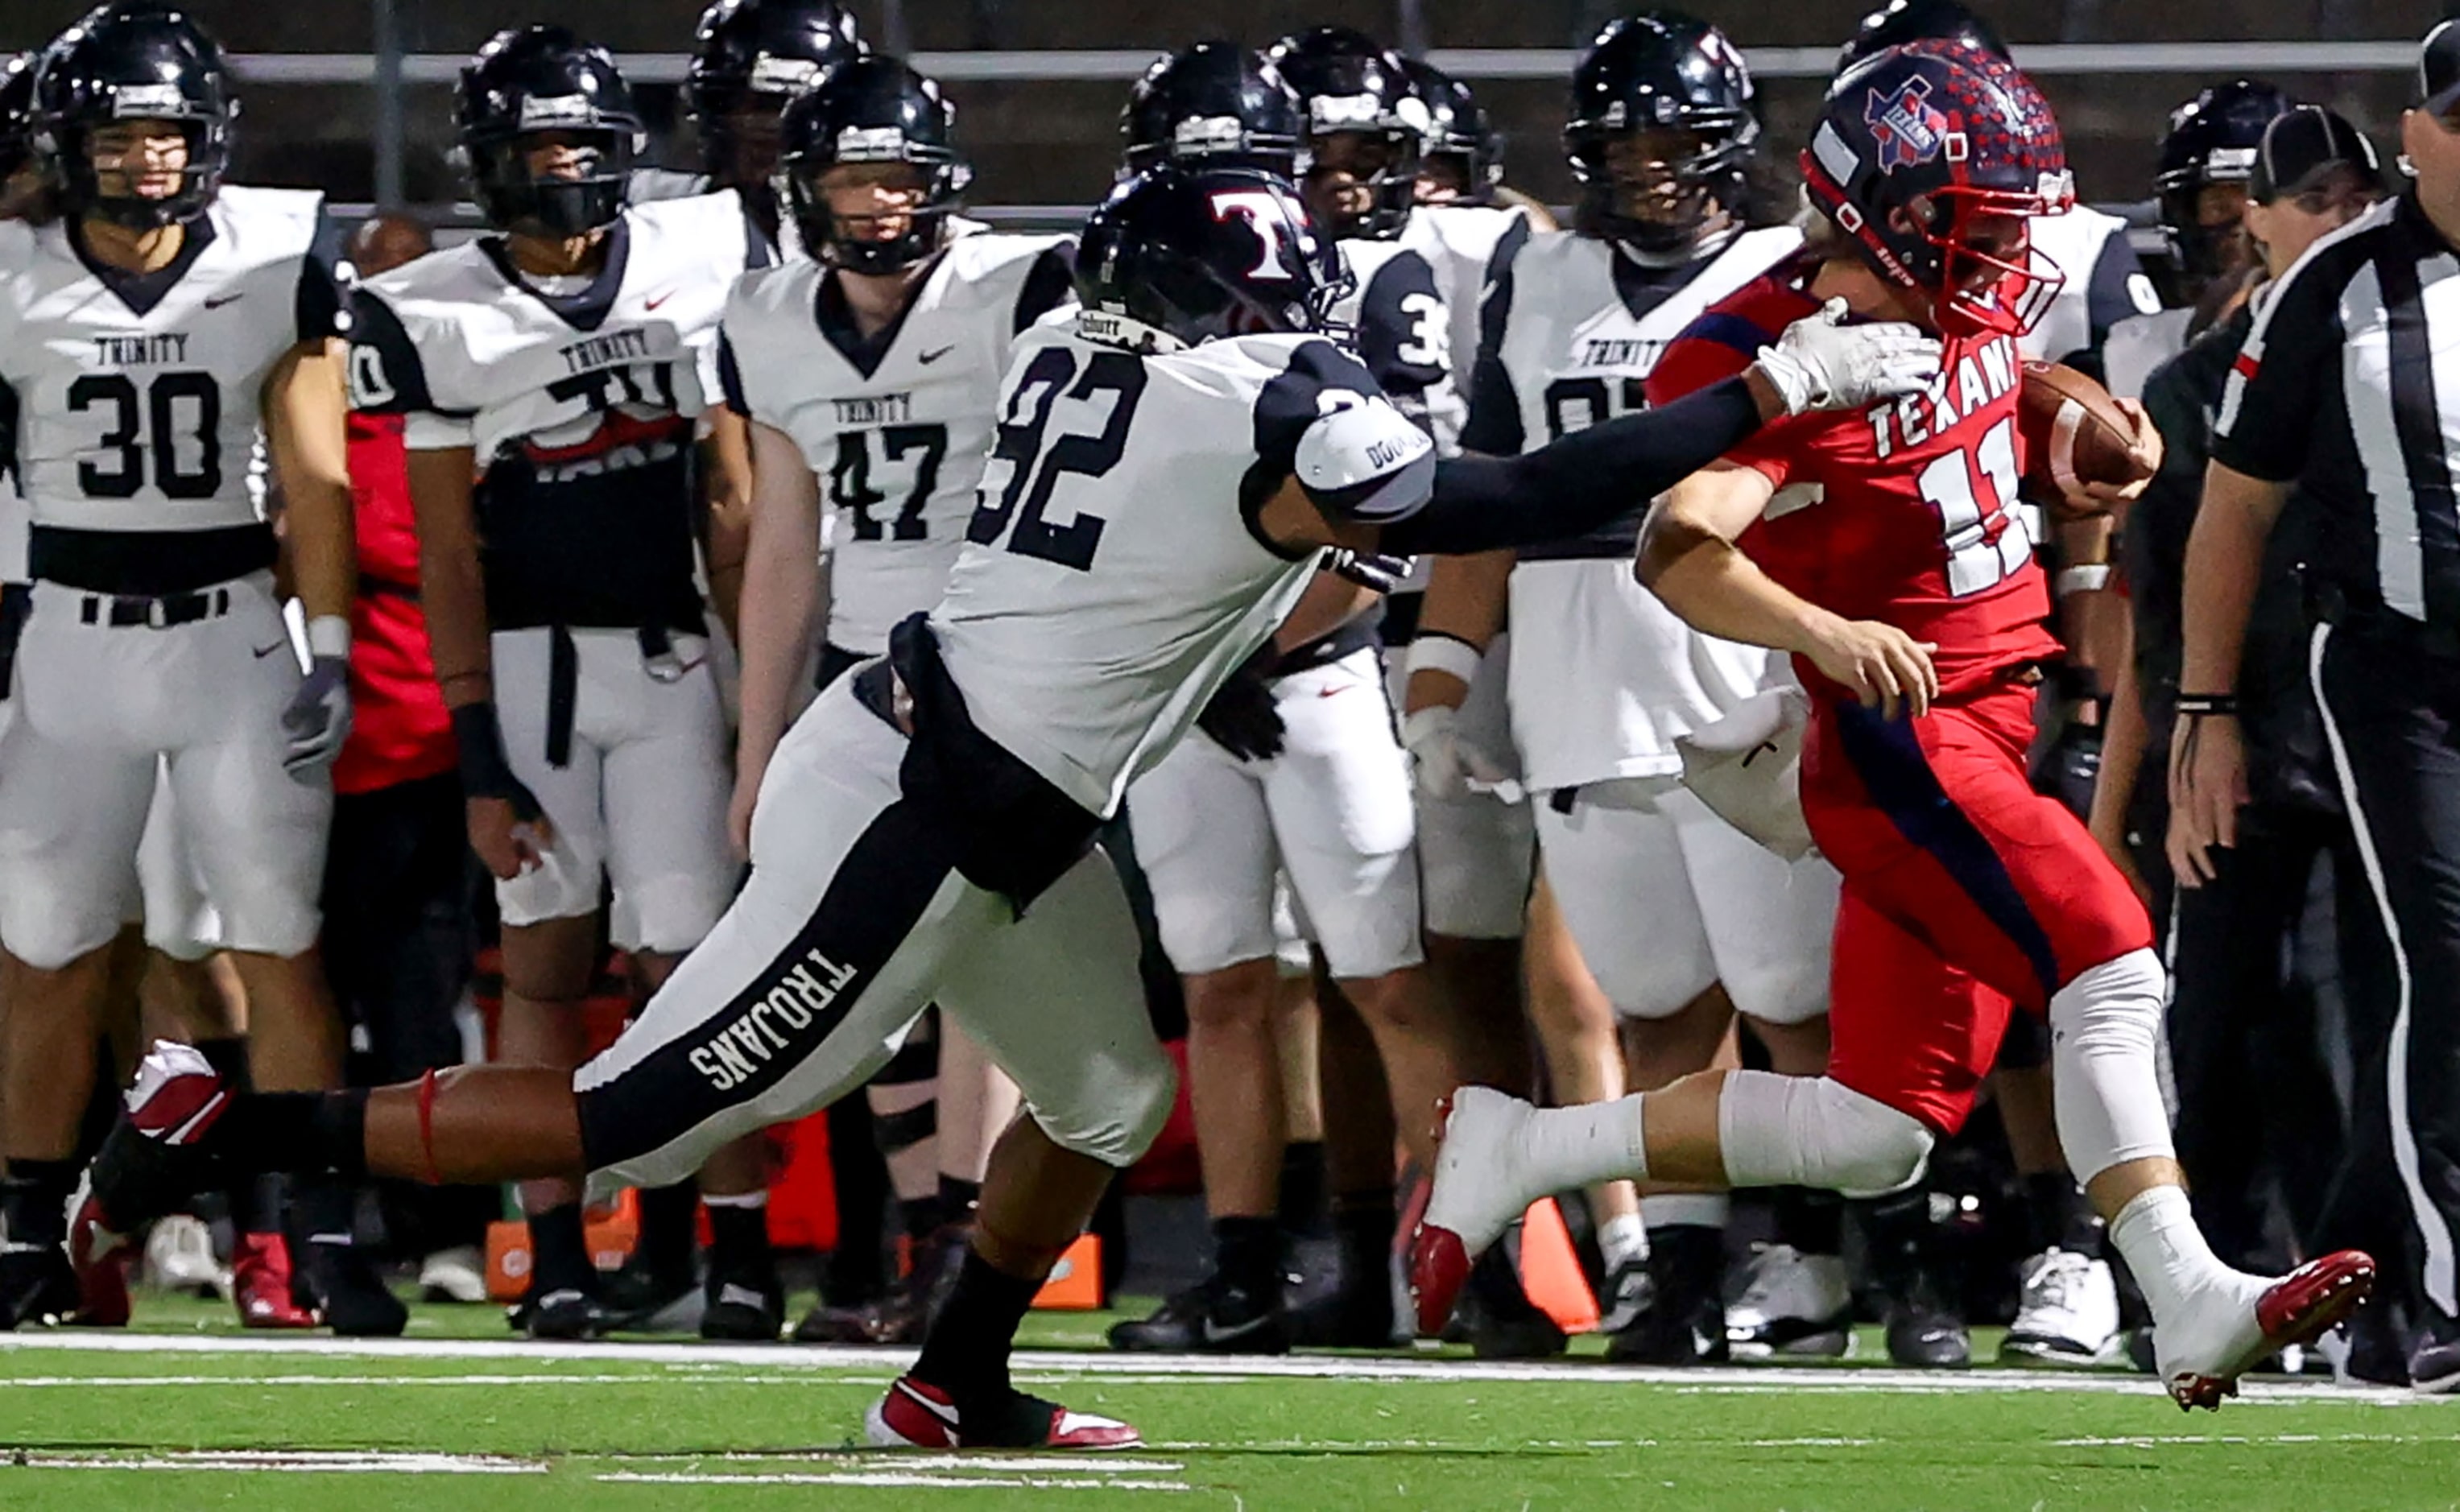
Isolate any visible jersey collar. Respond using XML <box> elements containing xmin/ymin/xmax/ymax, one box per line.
<box><xmin>813</xmin><ymin>252</ymin><xmax>945</xmax><ymax>380</ymax></box>
<box><xmin>481</xmin><ymin>217</ymin><xmax>633</xmax><ymax>334</ymax></box>
<box><xmin>67</xmin><ymin>213</ymin><xmax>218</xmax><ymax>320</ymax></box>
<box><xmin>1607</xmin><ymin>238</ymin><xmax>1722</xmax><ymax>324</ymax></box>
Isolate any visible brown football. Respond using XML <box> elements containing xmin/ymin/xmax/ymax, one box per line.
<box><xmin>2017</xmin><ymin>360</ymin><xmax>2154</xmax><ymax>518</ymax></box>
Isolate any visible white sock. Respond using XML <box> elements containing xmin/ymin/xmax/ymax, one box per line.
<box><xmin>1517</xmin><ymin>1096</ymin><xmax>1649</xmax><ymax>1194</ymax></box>
<box><xmin>1596</xmin><ymin>1212</ymin><xmax>1649</xmax><ymax>1270</ymax></box>
<box><xmin>2106</xmin><ymin>1185</ymin><xmax>2239</xmax><ymax>1326</ymax></box>
<box><xmin>702</xmin><ymin>1189</ymin><xmax>769</xmax><ymax>1210</ymax></box>
<box><xmin>1640</xmin><ymin>1192</ymin><xmax>1730</xmax><ymax>1230</ymax></box>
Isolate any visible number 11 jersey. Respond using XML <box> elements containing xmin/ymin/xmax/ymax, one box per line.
<box><xmin>1648</xmin><ymin>269</ymin><xmax>2057</xmax><ymax>700</ymax></box>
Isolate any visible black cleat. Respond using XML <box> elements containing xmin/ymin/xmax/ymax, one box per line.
<box><xmin>1457</xmin><ymin>1245</ymin><xmax>1567</xmax><ymax>1361</ymax></box>
<box><xmin>511</xmin><ymin>1285</ymin><xmax>614</xmax><ymax>1341</ymax></box>
<box><xmin>1107</xmin><ymin>1273</ymin><xmax>1288</xmax><ymax>1354</ymax></box>
<box><xmin>1286</xmin><ymin>1268</ymin><xmax>1395</xmax><ymax>1349</ymax></box>
<box><xmin>602</xmin><ymin>1253</ymin><xmax>702</xmax><ymax>1333</ymax></box>
<box><xmin>0</xmin><ymin>1243</ymin><xmax>84</xmax><ymax>1329</ymax></box>
<box><xmin>2409</xmin><ymin>1310</ymin><xmax>2460</xmax><ymax>1396</ymax></box>
<box><xmin>300</xmin><ymin>1240</ymin><xmax>409</xmax><ymax>1338</ymax></box>
<box><xmin>1883</xmin><ymin>1273</ymin><xmax>1971</xmax><ymax>1369</ymax></box>
<box><xmin>700</xmin><ymin>1262</ymin><xmax>786</xmax><ymax>1342</ymax></box>
<box><xmin>1605</xmin><ymin>1225</ymin><xmax>1729</xmax><ymax>1366</ymax></box>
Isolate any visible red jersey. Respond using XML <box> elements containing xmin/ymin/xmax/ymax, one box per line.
<box><xmin>333</xmin><ymin>411</ymin><xmax>455</xmax><ymax>796</ymax></box>
<box><xmin>1647</xmin><ymin>270</ymin><xmax>2058</xmax><ymax>699</ymax></box>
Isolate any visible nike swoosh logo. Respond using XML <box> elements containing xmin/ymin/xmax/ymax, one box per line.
<box><xmin>251</xmin><ymin>641</ymin><xmax>288</xmax><ymax>659</ymax></box>
<box><xmin>917</xmin><ymin>344</ymin><xmax>957</xmax><ymax>365</ymax></box>
<box><xmin>1317</xmin><ymin>684</ymin><xmax>1349</xmax><ymax>698</ymax></box>
<box><xmin>1201</xmin><ymin>1313</ymin><xmax>1274</xmax><ymax>1345</ymax></box>
<box><xmin>203</xmin><ymin>291</ymin><xmax>244</xmax><ymax>308</ymax></box>
<box><xmin>643</xmin><ymin>289</ymin><xmax>676</xmax><ymax>311</ymax></box>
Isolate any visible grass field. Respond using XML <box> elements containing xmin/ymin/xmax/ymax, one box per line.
<box><xmin>1</xmin><ymin>1297</ymin><xmax>2455</xmax><ymax>1510</ymax></box>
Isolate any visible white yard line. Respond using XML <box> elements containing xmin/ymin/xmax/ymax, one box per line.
<box><xmin>597</xmin><ymin>1470</ymin><xmax>1193</xmax><ymax>1490</ymax></box>
<box><xmin>14</xmin><ymin>1449</ymin><xmax>546</xmax><ymax>1474</ymax></box>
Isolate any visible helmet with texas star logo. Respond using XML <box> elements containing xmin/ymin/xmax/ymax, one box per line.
<box><xmin>1804</xmin><ymin>39</ymin><xmax>2072</xmax><ymax>337</ymax></box>
<box><xmin>34</xmin><ymin>2</ymin><xmax>237</xmax><ymax>232</ymax></box>
<box><xmin>1121</xmin><ymin>41</ymin><xmax>1308</xmax><ymax>180</ymax></box>
<box><xmin>685</xmin><ymin>0</ymin><xmax>865</xmax><ymax>184</ymax></box>
<box><xmin>455</xmin><ymin>24</ymin><xmax>643</xmax><ymax>239</ymax></box>
<box><xmin>1073</xmin><ymin>165</ymin><xmax>1353</xmax><ymax>352</ymax></box>
<box><xmin>777</xmin><ymin>56</ymin><xmax>969</xmax><ymax>275</ymax></box>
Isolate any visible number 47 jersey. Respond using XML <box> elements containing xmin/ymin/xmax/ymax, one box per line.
<box><xmin>1647</xmin><ymin>269</ymin><xmax>2059</xmax><ymax>700</ymax></box>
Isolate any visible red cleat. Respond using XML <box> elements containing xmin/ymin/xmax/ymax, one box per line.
<box><xmin>67</xmin><ymin>1200</ymin><xmax>131</xmax><ymax>1329</ymax></box>
<box><xmin>2168</xmin><ymin>1250</ymin><xmax>2375</xmax><ymax>1411</ymax></box>
<box><xmin>1408</xmin><ymin>1220</ymin><xmax>1471</xmax><ymax>1340</ymax></box>
<box><xmin>864</xmin><ymin>1374</ymin><xmax>1142</xmax><ymax>1450</ymax></box>
<box><xmin>233</xmin><ymin>1233</ymin><xmax>319</xmax><ymax>1330</ymax></box>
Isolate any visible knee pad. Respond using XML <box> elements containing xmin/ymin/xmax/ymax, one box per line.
<box><xmin>1718</xmin><ymin>1070</ymin><xmax>1935</xmax><ymax>1197</ymax></box>
<box><xmin>1032</xmin><ymin>1040</ymin><xmax>1179</xmax><ymax>1170</ymax></box>
<box><xmin>2046</xmin><ymin>948</ymin><xmax>2174</xmax><ymax>1184</ymax></box>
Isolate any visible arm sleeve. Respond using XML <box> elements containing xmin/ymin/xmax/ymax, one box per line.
<box><xmin>1456</xmin><ymin>232</ymin><xmax>1526</xmax><ymax>457</ymax></box>
<box><xmin>1382</xmin><ymin>376</ymin><xmax>1766</xmax><ymax>556</ymax></box>
<box><xmin>2210</xmin><ymin>253</ymin><xmax>2346</xmax><ymax>482</ymax></box>
<box><xmin>1646</xmin><ymin>324</ymin><xmax>1797</xmax><ymax>490</ymax></box>
<box><xmin>295</xmin><ymin>201</ymin><xmax>349</xmax><ymax>345</ymax></box>
<box><xmin>717</xmin><ymin>329</ymin><xmax>751</xmax><ymax>419</ymax></box>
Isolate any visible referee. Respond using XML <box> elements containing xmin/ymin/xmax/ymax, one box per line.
<box><xmin>2175</xmin><ymin>22</ymin><xmax>2460</xmax><ymax>1394</ymax></box>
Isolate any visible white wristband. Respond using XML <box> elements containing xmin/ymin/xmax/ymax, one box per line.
<box><xmin>1407</xmin><ymin>632</ymin><xmax>1483</xmax><ymax>686</ymax></box>
<box><xmin>2055</xmin><ymin>564</ymin><xmax>2113</xmax><ymax>597</ymax></box>
<box><xmin>305</xmin><ymin>613</ymin><xmax>352</xmax><ymax>661</ymax></box>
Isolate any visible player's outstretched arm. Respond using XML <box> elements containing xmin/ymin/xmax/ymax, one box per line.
<box><xmin>1639</xmin><ymin>460</ymin><xmax>1939</xmax><ymax>721</ymax></box>
<box><xmin>730</xmin><ymin>419</ymin><xmax>825</xmax><ymax>860</ymax></box>
<box><xmin>263</xmin><ymin>337</ymin><xmax>359</xmax><ymax>778</ymax></box>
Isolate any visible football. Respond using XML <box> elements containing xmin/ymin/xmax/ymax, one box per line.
<box><xmin>2017</xmin><ymin>360</ymin><xmax>2156</xmax><ymax>517</ymax></box>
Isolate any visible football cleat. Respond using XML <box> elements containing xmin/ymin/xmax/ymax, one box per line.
<box><xmin>1108</xmin><ymin>1272</ymin><xmax>1288</xmax><ymax>1355</ymax></box>
<box><xmin>1726</xmin><ymin>1243</ymin><xmax>1852</xmax><ymax>1358</ymax></box>
<box><xmin>300</xmin><ymin>1237</ymin><xmax>409</xmax><ymax>1337</ymax></box>
<box><xmin>515</xmin><ymin>1286</ymin><xmax>615</xmax><ymax>1341</ymax></box>
<box><xmin>1882</xmin><ymin>1271</ymin><xmax>1971</xmax><ymax>1369</ymax></box>
<box><xmin>600</xmin><ymin>1251</ymin><xmax>703</xmax><ymax>1333</ymax></box>
<box><xmin>865</xmin><ymin>1375</ymin><xmax>1142</xmax><ymax>1450</ymax></box>
<box><xmin>1606</xmin><ymin>1225</ymin><xmax>1728</xmax><ymax>1366</ymax></box>
<box><xmin>2000</xmin><ymin>1247</ymin><xmax>2121</xmax><ymax>1366</ymax></box>
<box><xmin>699</xmin><ymin>1263</ymin><xmax>786</xmax><ymax>1342</ymax></box>
<box><xmin>82</xmin><ymin>1042</ymin><xmax>230</xmax><ymax>1254</ymax></box>
<box><xmin>1408</xmin><ymin>1088</ymin><xmax>1540</xmax><ymax>1335</ymax></box>
<box><xmin>2158</xmin><ymin>1250</ymin><xmax>2375</xmax><ymax>1411</ymax></box>
<box><xmin>64</xmin><ymin>1170</ymin><xmax>131</xmax><ymax>1328</ymax></box>
<box><xmin>232</xmin><ymin>1233</ymin><xmax>317</xmax><ymax>1329</ymax></box>
<box><xmin>0</xmin><ymin>1242</ymin><xmax>85</xmax><ymax>1329</ymax></box>
<box><xmin>2407</xmin><ymin>1309</ymin><xmax>2460</xmax><ymax>1396</ymax></box>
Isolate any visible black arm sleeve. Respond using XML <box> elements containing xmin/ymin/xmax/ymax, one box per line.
<box><xmin>1381</xmin><ymin>375</ymin><xmax>1763</xmax><ymax>556</ymax></box>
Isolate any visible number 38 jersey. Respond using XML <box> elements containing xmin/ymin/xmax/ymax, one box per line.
<box><xmin>718</xmin><ymin>232</ymin><xmax>1075</xmax><ymax>656</ymax></box>
<box><xmin>1648</xmin><ymin>269</ymin><xmax>2059</xmax><ymax>700</ymax></box>
<box><xmin>0</xmin><ymin>187</ymin><xmax>342</xmax><ymax>556</ymax></box>
<box><xmin>349</xmin><ymin>192</ymin><xmax>750</xmax><ymax>632</ymax></box>
<box><xmin>934</xmin><ymin>320</ymin><xmax>1436</xmax><ymax>820</ymax></box>
<box><xmin>1467</xmin><ymin>226</ymin><xmax>1797</xmax><ymax>792</ymax></box>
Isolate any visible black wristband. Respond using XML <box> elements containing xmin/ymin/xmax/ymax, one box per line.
<box><xmin>2175</xmin><ymin>692</ymin><xmax>2239</xmax><ymax>717</ymax></box>
<box><xmin>449</xmin><ymin>702</ymin><xmax>523</xmax><ymax>800</ymax></box>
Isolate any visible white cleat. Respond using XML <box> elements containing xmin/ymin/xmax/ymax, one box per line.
<box><xmin>1407</xmin><ymin>1087</ymin><xmax>1540</xmax><ymax>1335</ymax></box>
<box><xmin>2000</xmin><ymin>1248</ymin><xmax>2121</xmax><ymax>1366</ymax></box>
<box><xmin>1726</xmin><ymin>1244</ymin><xmax>1853</xmax><ymax>1358</ymax></box>
<box><xmin>2153</xmin><ymin>1251</ymin><xmax>2375</xmax><ymax>1410</ymax></box>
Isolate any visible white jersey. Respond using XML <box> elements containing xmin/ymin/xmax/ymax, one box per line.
<box><xmin>0</xmin><ymin>187</ymin><xmax>340</xmax><ymax>547</ymax></box>
<box><xmin>721</xmin><ymin>233</ymin><xmax>1076</xmax><ymax>655</ymax></box>
<box><xmin>350</xmin><ymin>192</ymin><xmax>750</xmax><ymax>630</ymax></box>
<box><xmin>933</xmin><ymin>319</ymin><xmax>1434</xmax><ymax>818</ymax></box>
<box><xmin>2020</xmin><ymin>204</ymin><xmax>2161</xmax><ymax>370</ymax></box>
<box><xmin>1469</xmin><ymin>225</ymin><xmax>1800</xmax><ymax>794</ymax></box>
<box><xmin>1333</xmin><ymin>238</ymin><xmax>1463</xmax><ymax>453</ymax></box>
<box><xmin>1400</xmin><ymin>202</ymin><xmax>1532</xmax><ymax>399</ymax></box>
<box><xmin>2102</xmin><ymin>306</ymin><xmax>2193</xmax><ymax>402</ymax></box>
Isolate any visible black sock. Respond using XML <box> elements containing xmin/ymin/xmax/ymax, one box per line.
<box><xmin>1854</xmin><ymin>1190</ymin><xmax>1933</xmax><ymax>1300</ymax></box>
<box><xmin>237</xmin><ymin>1172</ymin><xmax>288</xmax><ymax>1237</ymax></box>
<box><xmin>1331</xmin><ymin>1189</ymin><xmax>1396</xmax><ymax>1283</ymax></box>
<box><xmin>291</xmin><ymin>1175</ymin><xmax>359</xmax><ymax>1250</ymax></box>
<box><xmin>1211</xmin><ymin>1215</ymin><xmax>1282</xmax><ymax>1296</ymax></box>
<box><xmin>705</xmin><ymin>1200</ymin><xmax>770</xmax><ymax>1273</ymax></box>
<box><xmin>527</xmin><ymin>1203</ymin><xmax>596</xmax><ymax>1296</ymax></box>
<box><xmin>194</xmin><ymin>1037</ymin><xmax>251</xmax><ymax>1090</ymax></box>
<box><xmin>2023</xmin><ymin>1173</ymin><xmax>2102</xmax><ymax>1255</ymax></box>
<box><xmin>634</xmin><ymin>1180</ymin><xmax>699</xmax><ymax>1281</ymax></box>
<box><xmin>214</xmin><ymin>1091</ymin><xmax>368</xmax><ymax>1181</ymax></box>
<box><xmin>1276</xmin><ymin>1141</ymin><xmax>1328</xmax><ymax>1240</ymax></box>
<box><xmin>1773</xmin><ymin>1187</ymin><xmax>1845</xmax><ymax>1256</ymax></box>
<box><xmin>912</xmin><ymin>1248</ymin><xmax>1040</xmax><ymax>1405</ymax></box>
<box><xmin>936</xmin><ymin>1175</ymin><xmax>981</xmax><ymax>1225</ymax></box>
<box><xmin>2</xmin><ymin>1159</ymin><xmax>76</xmax><ymax>1250</ymax></box>
<box><xmin>899</xmin><ymin>1195</ymin><xmax>947</xmax><ymax>1244</ymax></box>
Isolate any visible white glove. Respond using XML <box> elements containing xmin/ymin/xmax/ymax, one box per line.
<box><xmin>1674</xmin><ymin>687</ymin><xmax>1816</xmax><ymax>861</ymax></box>
<box><xmin>1755</xmin><ymin>298</ymin><xmax>1942</xmax><ymax>415</ymax></box>
<box><xmin>1403</xmin><ymin>704</ymin><xmax>1511</xmax><ymax>802</ymax></box>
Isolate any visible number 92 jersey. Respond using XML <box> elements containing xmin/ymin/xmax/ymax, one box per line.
<box><xmin>0</xmin><ymin>186</ymin><xmax>343</xmax><ymax>535</ymax></box>
<box><xmin>717</xmin><ymin>232</ymin><xmax>1076</xmax><ymax>656</ymax></box>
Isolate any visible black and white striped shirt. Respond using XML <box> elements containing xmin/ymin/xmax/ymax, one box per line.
<box><xmin>2214</xmin><ymin>192</ymin><xmax>2460</xmax><ymax>629</ymax></box>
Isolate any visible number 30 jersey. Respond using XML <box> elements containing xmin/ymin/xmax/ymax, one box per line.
<box><xmin>718</xmin><ymin>232</ymin><xmax>1075</xmax><ymax>656</ymax></box>
<box><xmin>934</xmin><ymin>320</ymin><xmax>1436</xmax><ymax>820</ymax></box>
<box><xmin>1649</xmin><ymin>269</ymin><xmax>2058</xmax><ymax>700</ymax></box>
<box><xmin>0</xmin><ymin>186</ymin><xmax>342</xmax><ymax>543</ymax></box>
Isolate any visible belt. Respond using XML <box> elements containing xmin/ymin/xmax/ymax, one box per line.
<box><xmin>76</xmin><ymin>587</ymin><xmax>233</xmax><ymax>630</ymax></box>
<box><xmin>541</xmin><ymin>622</ymin><xmax>705</xmax><ymax>770</ymax></box>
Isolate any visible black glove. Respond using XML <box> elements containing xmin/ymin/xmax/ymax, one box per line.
<box><xmin>1196</xmin><ymin>648</ymin><xmax>1286</xmax><ymax>763</ymax></box>
<box><xmin>451</xmin><ymin>702</ymin><xmax>544</xmax><ymax>821</ymax></box>
<box><xmin>1326</xmin><ymin>547</ymin><xmax>1412</xmax><ymax>596</ymax></box>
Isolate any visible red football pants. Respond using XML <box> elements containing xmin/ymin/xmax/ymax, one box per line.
<box><xmin>1802</xmin><ymin>681</ymin><xmax>2153</xmax><ymax>1133</ymax></box>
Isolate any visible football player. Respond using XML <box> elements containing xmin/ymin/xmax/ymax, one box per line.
<box><xmin>0</xmin><ymin>2</ymin><xmax>387</xmax><ymax>1332</ymax></box>
<box><xmin>1395</xmin><ymin>57</ymin><xmax>1543</xmax><ymax>398</ymax></box>
<box><xmin>1411</xmin><ymin>10</ymin><xmax>1842</xmax><ymax>1367</ymax></box>
<box><xmin>345</xmin><ymin>25</ymin><xmax>767</xmax><ymax>1341</ymax></box>
<box><xmin>721</xmin><ymin>55</ymin><xmax>1076</xmax><ymax>1345</ymax></box>
<box><xmin>81</xmin><ymin>162</ymin><xmax>1930</xmax><ymax>1446</ymax></box>
<box><xmin>1411</xmin><ymin>39</ymin><xmax>2377</xmax><ymax>1413</ymax></box>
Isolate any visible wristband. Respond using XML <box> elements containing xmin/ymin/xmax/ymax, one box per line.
<box><xmin>1407</xmin><ymin>632</ymin><xmax>1483</xmax><ymax>686</ymax></box>
<box><xmin>2054</xmin><ymin>564</ymin><xmax>2112</xmax><ymax>597</ymax></box>
<box><xmin>2175</xmin><ymin>692</ymin><xmax>2239</xmax><ymax>717</ymax></box>
<box><xmin>449</xmin><ymin>702</ymin><xmax>523</xmax><ymax>799</ymax></box>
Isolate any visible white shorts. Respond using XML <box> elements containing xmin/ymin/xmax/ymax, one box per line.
<box><xmin>1389</xmin><ymin>633</ymin><xmax>1535</xmax><ymax>940</ymax></box>
<box><xmin>490</xmin><ymin>627</ymin><xmax>734</xmax><ymax>954</ymax></box>
<box><xmin>0</xmin><ymin>573</ymin><xmax>326</xmax><ymax>969</ymax></box>
<box><xmin>573</xmin><ymin>671</ymin><xmax>1175</xmax><ymax>1191</ymax></box>
<box><xmin>134</xmin><ymin>761</ymin><xmax>221</xmax><ymax>961</ymax></box>
<box><xmin>1127</xmin><ymin>647</ymin><xmax>1423</xmax><ymax>981</ymax></box>
<box><xmin>1534</xmin><ymin>777</ymin><xmax>1836</xmax><ymax>1026</ymax></box>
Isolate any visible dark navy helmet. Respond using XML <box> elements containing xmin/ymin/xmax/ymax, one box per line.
<box><xmin>1074</xmin><ymin>165</ymin><xmax>1352</xmax><ymax>352</ymax></box>
<box><xmin>2155</xmin><ymin>79</ymin><xmax>2293</xmax><ymax>281</ymax></box>
<box><xmin>35</xmin><ymin>3</ymin><xmax>236</xmax><ymax>231</ymax></box>
<box><xmin>0</xmin><ymin>52</ymin><xmax>37</xmax><ymax>186</ymax></box>
<box><xmin>1565</xmin><ymin>12</ymin><xmax>1759</xmax><ymax>255</ymax></box>
<box><xmin>777</xmin><ymin>56</ymin><xmax>968</xmax><ymax>275</ymax></box>
<box><xmin>1397</xmin><ymin>56</ymin><xmax>1502</xmax><ymax>204</ymax></box>
<box><xmin>686</xmin><ymin>0</ymin><xmax>864</xmax><ymax>184</ymax></box>
<box><xmin>1836</xmin><ymin>0</ymin><xmax>2010</xmax><ymax>75</ymax></box>
<box><xmin>456</xmin><ymin>26</ymin><xmax>642</xmax><ymax>239</ymax></box>
<box><xmin>1121</xmin><ymin>41</ymin><xmax>1306</xmax><ymax>180</ymax></box>
<box><xmin>1267</xmin><ymin>26</ymin><xmax>1423</xmax><ymax>240</ymax></box>
<box><xmin>1805</xmin><ymin>39</ymin><xmax>2073</xmax><ymax>337</ymax></box>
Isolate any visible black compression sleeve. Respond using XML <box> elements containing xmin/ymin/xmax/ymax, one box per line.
<box><xmin>1381</xmin><ymin>376</ymin><xmax>1765</xmax><ymax>556</ymax></box>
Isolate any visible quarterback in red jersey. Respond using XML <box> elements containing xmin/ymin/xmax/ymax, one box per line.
<box><xmin>1411</xmin><ymin>39</ymin><xmax>2373</xmax><ymax>1410</ymax></box>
